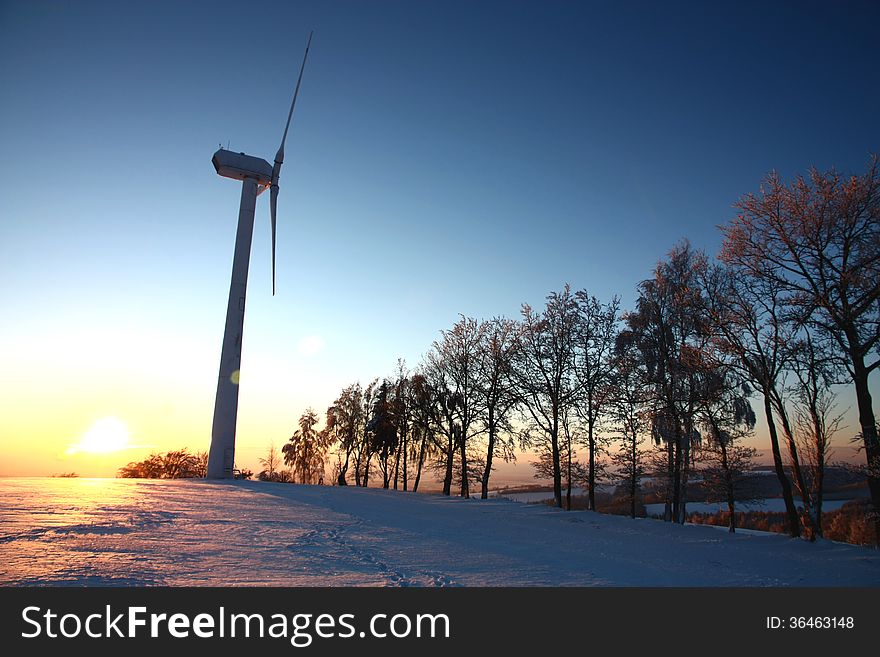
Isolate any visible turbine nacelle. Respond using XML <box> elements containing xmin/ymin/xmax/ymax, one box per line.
<box><xmin>212</xmin><ymin>149</ymin><xmax>273</xmax><ymax>186</ymax></box>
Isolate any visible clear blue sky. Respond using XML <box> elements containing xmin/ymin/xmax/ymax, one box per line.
<box><xmin>1</xmin><ymin>0</ymin><xmax>878</xmax><ymax>477</ymax></box>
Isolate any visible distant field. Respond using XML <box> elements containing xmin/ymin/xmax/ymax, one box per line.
<box><xmin>645</xmin><ymin>498</ymin><xmax>856</xmax><ymax>515</ymax></box>
<box><xmin>494</xmin><ymin>489</ymin><xmax>861</xmax><ymax>514</ymax></box>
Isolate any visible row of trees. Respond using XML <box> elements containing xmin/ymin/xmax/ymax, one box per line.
<box><xmin>119</xmin><ymin>448</ymin><xmax>209</xmax><ymax>479</ymax></box>
<box><xmin>278</xmin><ymin>157</ymin><xmax>879</xmax><ymax>541</ymax></box>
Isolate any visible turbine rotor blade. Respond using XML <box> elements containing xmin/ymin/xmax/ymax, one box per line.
<box><xmin>270</xmin><ymin>184</ymin><xmax>278</xmax><ymax>296</ymax></box>
<box><xmin>269</xmin><ymin>30</ymin><xmax>312</xmax><ymax>297</ymax></box>
<box><xmin>274</xmin><ymin>30</ymin><xmax>313</xmax><ymax>168</ymax></box>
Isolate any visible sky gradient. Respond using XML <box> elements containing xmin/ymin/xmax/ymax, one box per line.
<box><xmin>1</xmin><ymin>0</ymin><xmax>878</xmax><ymax>479</ymax></box>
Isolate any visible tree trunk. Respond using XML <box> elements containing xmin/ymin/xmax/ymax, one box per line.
<box><xmin>481</xmin><ymin>414</ymin><xmax>495</xmax><ymax>500</ymax></box>
<box><xmin>771</xmin><ymin>390</ymin><xmax>815</xmax><ymax>540</ymax></box>
<box><xmin>353</xmin><ymin>449</ymin><xmax>362</xmax><ymax>487</ymax></box>
<box><xmin>413</xmin><ymin>430</ymin><xmax>427</xmax><ymax>493</ymax></box>
<box><xmin>338</xmin><ymin>450</ymin><xmax>350</xmax><ymax>486</ymax></box>
<box><xmin>678</xmin><ymin>416</ymin><xmax>693</xmax><ymax>525</ymax></box>
<box><xmin>460</xmin><ymin>425</ymin><xmax>469</xmax><ymax>499</ymax></box>
<box><xmin>672</xmin><ymin>430</ymin><xmax>683</xmax><ymax>523</ymax></box>
<box><xmin>551</xmin><ymin>414</ymin><xmax>562</xmax><ymax>509</ymax></box>
<box><xmin>392</xmin><ymin>442</ymin><xmax>400</xmax><ymax>490</ymax></box>
<box><xmin>851</xmin><ymin>356</ymin><xmax>880</xmax><ymax>542</ymax></box>
<box><xmin>815</xmin><ymin>438</ymin><xmax>825</xmax><ymax>537</ymax></box>
<box><xmin>720</xmin><ymin>436</ymin><xmax>735</xmax><ymax>533</ymax></box>
<box><xmin>566</xmin><ymin>431</ymin><xmax>572</xmax><ymax>511</ymax></box>
<box><xmin>664</xmin><ymin>439</ymin><xmax>674</xmax><ymax>522</ymax></box>
<box><xmin>588</xmin><ymin>419</ymin><xmax>596</xmax><ymax>511</ymax></box>
<box><xmin>763</xmin><ymin>392</ymin><xmax>801</xmax><ymax>537</ymax></box>
<box><xmin>402</xmin><ymin>431</ymin><xmax>409</xmax><ymax>492</ymax></box>
<box><xmin>802</xmin><ymin>381</ymin><xmax>827</xmax><ymax>538</ymax></box>
<box><xmin>630</xmin><ymin>433</ymin><xmax>637</xmax><ymax>519</ymax></box>
<box><xmin>442</xmin><ymin>426</ymin><xmax>454</xmax><ymax>496</ymax></box>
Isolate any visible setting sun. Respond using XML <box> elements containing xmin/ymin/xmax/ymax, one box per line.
<box><xmin>67</xmin><ymin>417</ymin><xmax>131</xmax><ymax>454</ymax></box>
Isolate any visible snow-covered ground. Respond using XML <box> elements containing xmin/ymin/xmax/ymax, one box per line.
<box><xmin>1</xmin><ymin>477</ymin><xmax>878</xmax><ymax>586</ymax></box>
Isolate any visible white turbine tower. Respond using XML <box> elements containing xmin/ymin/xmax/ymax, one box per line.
<box><xmin>207</xmin><ymin>32</ymin><xmax>313</xmax><ymax>479</ymax></box>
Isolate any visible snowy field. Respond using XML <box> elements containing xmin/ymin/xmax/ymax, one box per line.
<box><xmin>1</xmin><ymin>477</ymin><xmax>878</xmax><ymax>587</ymax></box>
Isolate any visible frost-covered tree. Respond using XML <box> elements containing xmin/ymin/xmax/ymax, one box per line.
<box><xmin>366</xmin><ymin>381</ymin><xmax>398</xmax><ymax>489</ymax></box>
<box><xmin>475</xmin><ymin>317</ymin><xmax>520</xmax><ymax>499</ymax></box>
<box><xmin>408</xmin><ymin>370</ymin><xmax>443</xmax><ymax>493</ymax></box>
<box><xmin>430</xmin><ymin>316</ymin><xmax>485</xmax><ymax>498</ymax></box>
<box><xmin>573</xmin><ymin>291</ymin><xmax>619</xmax><ymax>510</ymax></box>
<box><xmin>701</xmin><ymin>261</ymin><xmax>813</xmax><ymax>538</ymax></box>
<box><xmin>694</xmin><ymin>367</ymin><xmax>760</xmax><ymax>532</ymax></box>
<box><xmin>283</xmin><ymin>408</ymin><xmax>328</xmax><ymax>484</ymax></box>
<box><xmin>513</xmin><ymin>286</ymin><xmax>581</xmax><ymax>509</ymax></box>
<box><xmin>391</xmin><ymin>359</ymin><xmax>410</xmax><ymax>491</ymax></box>
<box><xmin>625</xmin><ymin>242</ymin><xmax>711</xmax><ymax>523</ymax></box>
<box><xmin>353</xmin><ymin>378</ymin><xmax>379</xmax><ymax>487</ymax></box>
<box><xmin>720</xmin><ymin>156</ymin><xmax>880</xmax><ymax>536</ymax></box>
<box><xmin>422</xmin><ymin>351</ymin><xmax>461</xmax><ymax>496</ymax></box>
<box><xmin>323</xmin><ymin>383</ymin><xmax>365</xmax><ymax>486</ymax></box>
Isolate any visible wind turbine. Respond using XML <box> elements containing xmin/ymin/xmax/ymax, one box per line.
<box><xmin>206</xmin><ymin>32</ymin><xmax>313</xmax><ymax>479</ymax></box>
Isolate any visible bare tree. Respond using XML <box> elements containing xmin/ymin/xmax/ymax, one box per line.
<box><xmin>475</xmin><ymin>317</ymin><xmax>520</xmax><ymax>499</ymax></box>
<box><xmin>698</xmin><ymin>437</ymin><xmax>759</xmax><ymax>533</ymax></box>
<box><xmin>430</xmin><ymin>316</ymin><xmax>485</xmax><ymax>498</ymax></box>
<box><xmin>791</xmin><ymin>330</ymin><xmax>846</xmax><ymax>536</ymax></box>
<box><xmin>258</xmin><ymin>442</ymin><xmax>282</xmax><ymax>481</ymax></box>
<box><xmin>701</xmin><ymin>262</ymin><xmax>810</xmax><ymax>537</ymax></box>
<box><xmin>531</xmin><ymin>431</ymin><xmax>587</xmax><ymax>510</ymax></box>
<box><xmin>353</xmin><ymin>378</ymin><xmax>379</xmax><ymax>486</ymax></box>
<box><xmin>610</xmin><ymin>331</ymin><xmax>649</xmax><ymax>519</ymax></box>
<box><xmin>422</xmin><ymin>352</ymin><xmax>460</xmax><ymax>496</ymax></box>
<box><xmin>391</xmin><ymin>359</ymin><xmax>410</xmax><ymax>490</ymax></box>
<box><xmin>573</xmin><ymin>291</ymin><xmax>620</xmax><ymax>510</ymax></box>
<box><xmin>408</xmin><ymin>370</ymin><xmax>443</xmax><ymax>493</ymax></box>
<box><xmin>513</xmin><ymin>285</ymin><xmax>580</xmax><ymax>509</ymax></box>
<box><xmin>561</xmin><ymin>405</ymin><xmax>586</xmax><ymax>509</ymax></box>
<box><xmin>192</xmin><ymin>451</ymin><xmax>209</xmax><ymax>478</ymax></box>
<box><xmin>720</xmin><ymin>157</ymin><xmax>880</xmax><ymax>535</ymax></box>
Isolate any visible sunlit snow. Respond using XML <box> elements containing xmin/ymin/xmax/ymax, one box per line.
<box><xmin>1</xmin><ymin>478</ymin><xmax>878</xmax><ymax>586</ymax></box>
